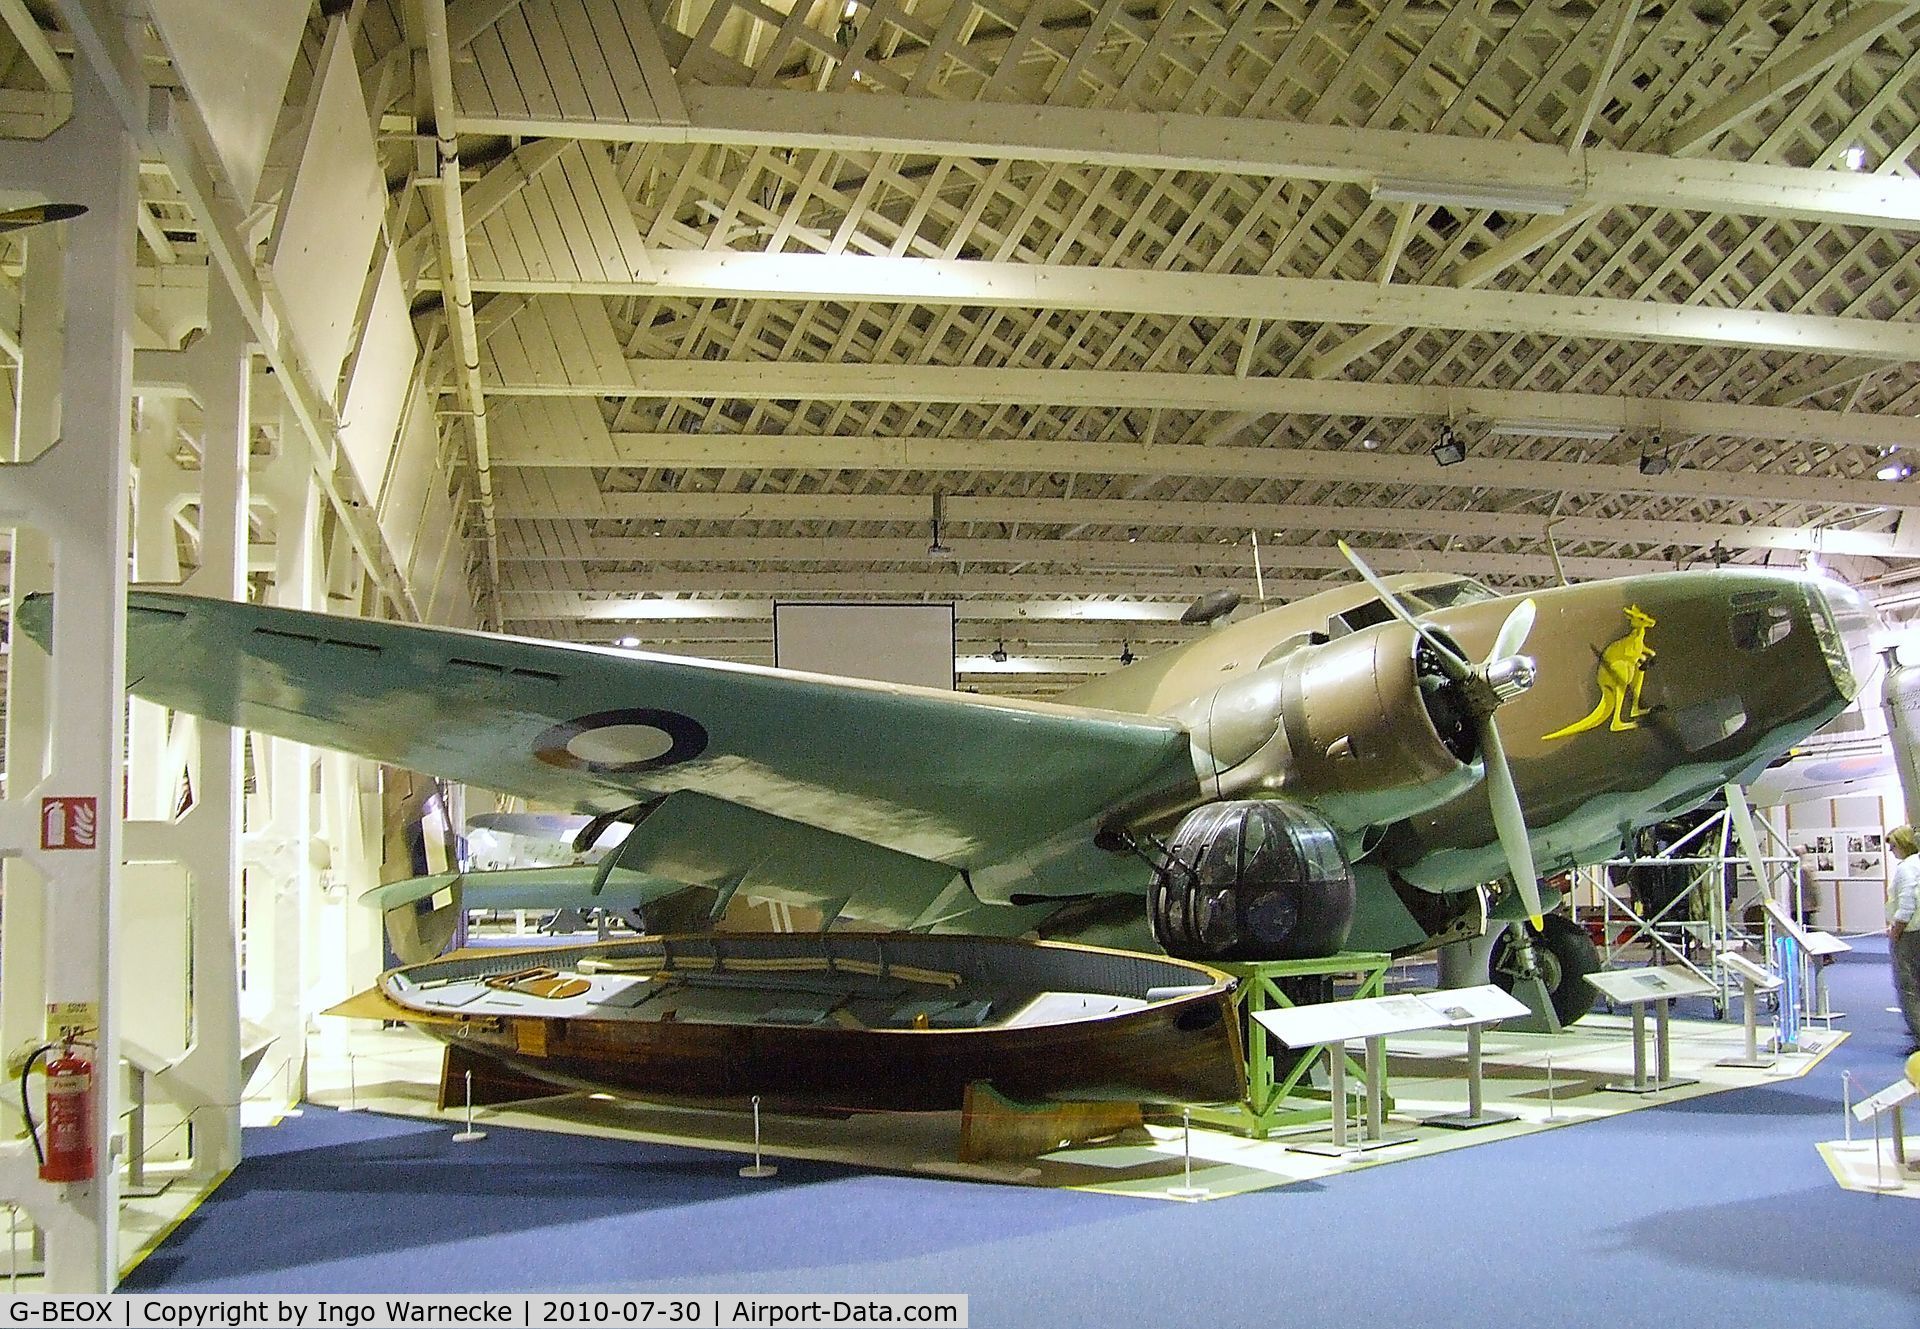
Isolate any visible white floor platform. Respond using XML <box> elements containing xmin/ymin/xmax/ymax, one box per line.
<box><xmin>302</xmin><ymin>1008</ymin><xmax>1845</xmax><ymax>1202</ymax></box>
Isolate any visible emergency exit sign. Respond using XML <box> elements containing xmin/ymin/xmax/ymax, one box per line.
<box><xmin>40</xmin><ymin>796</ymin><xmax>98</xmax><ymax>850</ymax></box>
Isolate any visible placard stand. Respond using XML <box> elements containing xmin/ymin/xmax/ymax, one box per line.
<box><xmin>1716</xmin><ymin>952</ymin><xmax>1781</xmax><ymax>1070</ymax></box>
<box><xmin>1763</xmin><ymin>900</ymin><xmax>1851</xmax><ymax>1046</ymax></box>
<box><xmin>1253</xmin><ymin>984</ymin><xmax>1528</xmax><ymax>1149</ymax></box>
<box><xmin>1424</xmin><ymin>1019</ymin><xmax>1521</xmax><ymax>1131</ymax></box>
<box><xmin>119</xmin><ymin>1038</ymin><xmax>179</xmax><ymax>1198</ymax></box>
<box><xmin>1851</xmin><ymin>1077</ymin><xmax>1919</xmax><ymax>1187</ymax></box>
<box><xmin>1283</xmin><ymin>1039</ymin><xmax>1407</xmax><ymax>1156</ymax></box>
<box><xmin>1589</xmin><ymin>966</ymin><xmax>1714</xmax><ymax>1094</ymax></box>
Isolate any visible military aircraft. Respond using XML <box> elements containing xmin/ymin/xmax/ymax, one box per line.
<box><xmin>16</xmin><ymin>548</ymin><xmax>1873</xmax><ymax>1031</ymax></box>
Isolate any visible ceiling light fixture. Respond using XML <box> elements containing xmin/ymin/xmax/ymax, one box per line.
<box><xmin>1431</xmin><ymin>422</ymin><xmax>1466</xmax><ymax>467</ymax></box>
<box><xmin>614</xmin><ymin>636</ymin><xmax>640</xmax><ymax>648</ymax></box>
<box><xmin>1371</xmin><ymin>177</ymin><xmax>1577</xmax><ymax>215</ymax></box>
<box><xmin>990</xmin><ymin>640</ymin><xmax>1008</xmax><ymax>663</ymax></box>
<box><xmin>1878</xmin><ymin>460</ymin><xmax>1912</xmax><ymax>481</ymax></box>
<box><xmin>1486</xmin><ymin>419</ymin><xmax>1620</xmax><ymax>442</ymax></box>
<box><xmin>928</xmin><ymin>491</ymin><xmax>953</xmax><ymax>557</ymax></box>
<box><xmin>1638</xmin><ymin>435</ymin><xmax>1671</xmax><ymax>476</ymax></box>
<box><xmin>1844</xmin><ymin>144</ymin><xmax>1868</xmax><ymax>171</ymax></box>
<box><xmin>1118</xmin><ymin>642</ymin><xmax>1135</xmax><ymax>666</ymax></box>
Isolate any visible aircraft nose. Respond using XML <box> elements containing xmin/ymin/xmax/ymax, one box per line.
<box><xmin>1804</xmin><ymin>573</ymin><xmax>1879</xmax><ymax>703</ymax></box>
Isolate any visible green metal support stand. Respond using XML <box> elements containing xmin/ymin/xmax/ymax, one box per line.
<box><xmin>1189</xmin><ymin>952</ymin><xmax>1394</xmax><ymax>1138</ymax></box>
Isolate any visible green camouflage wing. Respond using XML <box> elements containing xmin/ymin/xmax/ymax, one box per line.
<box><xmin>18</xmin><ymin>592</ymin><xmax>1198</xmax><ymax>889</ymax></box>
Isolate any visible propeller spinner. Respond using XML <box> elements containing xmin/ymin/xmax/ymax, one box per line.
<box><xmin>1337</xmin><ymin>542</ymin><xmax>1547</xmax><ymax>927</ymax></box>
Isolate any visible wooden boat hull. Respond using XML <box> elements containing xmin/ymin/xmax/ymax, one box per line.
<box><xmin>340</xmin><ymin>932</ymin><xmax>1245</xmax><ymax>1112</ymax></box>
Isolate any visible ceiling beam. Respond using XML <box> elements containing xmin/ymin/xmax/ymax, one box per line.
<box><xmin>487</xmin><ymin>429</ymin><xmax>1915</xmax><ymax>514</ymax></box>
<box><xmin>457</xmin><ymin>252</ymin><xmax>1920</xmax><ymax>361</ymax></box>
<box><xmin>449</xmin><ymin>83</ymin><xmax>1920</xmax><ymax>233</ymax></box>
<box><xmin>494</xmin><ymin>529</ymin><xmax>1643</xmax><ymax>579</ymax></box>
<box><xmin>497</xmin><ymin>510</ymin><xmax>1896</xmax><ymax>560</ymax></box>
<box><xmin>527</xmin><ymin>618</ymin><xmax>1193</xmax><ymax>644</ymax></box>
<box><xmin>507</xmin><ymin>571</ymin><xmax>1316</xmax><ymax>601</ymax></box>
<box><xmin>489</xmin><ymin>363</ymin><xmax>1920</xmax><ymax>462</ymax></box>
<box><xmin>1664</xmin><ymin>2</ymin><xmax>1913</xmax><ymax>155</ymax></box>
<box><xmin>504</xmin><ymin>598</ymin><xmax>1201</xmax><ymax>623</ymax></box>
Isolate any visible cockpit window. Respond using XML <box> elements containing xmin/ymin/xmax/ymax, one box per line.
<box><xmin>1329</xmin><ymin>579</ymin><xmax>1496</xmax><ymax>636</ymax></box>
<box><xmin>1402</xmin><ymin>579</ymin><xmax>1498</xmax><ymax>611</ymax></box>
<box><xmin>1333</xmin><ymin>598</ymin><xmax>1398</xmax><ymax>634</ymax></box>
<box><xmin>1730</xmin><ymin>603</ymin><xmax>1793</xmax><ymax>653</ymax></box>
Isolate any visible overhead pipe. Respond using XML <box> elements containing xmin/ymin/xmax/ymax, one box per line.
<box><xmin>418</xmin><ymin>0</ymin><xmax>503</xmax><ymax>627</ymax></box>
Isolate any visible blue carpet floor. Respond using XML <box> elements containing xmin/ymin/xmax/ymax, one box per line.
<box><xmin>127</xmin><ymin>944</ymin><xmax>1920</xmax><ymax>1326</ymax></box>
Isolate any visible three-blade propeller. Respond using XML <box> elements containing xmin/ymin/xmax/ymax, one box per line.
<box><xmin>1337</xmin><ymin>541</ymin><xmax>1547</xmax><ymax>928</ymax></box>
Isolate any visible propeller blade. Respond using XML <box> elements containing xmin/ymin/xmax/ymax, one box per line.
<box><xmin>1336</xmin><ymin>540</ymin><xmax>1473</xmax><ymax>680</ymax></box>
<box><xmin>1479</xmin><ymin>717</ymin><xmax>1545</xmax><ymax>928</ymax></box>
<box><xmin>1489</xmin><ymin>597</ymin><xmax>1537</xmax><ymax>666</ymax></box>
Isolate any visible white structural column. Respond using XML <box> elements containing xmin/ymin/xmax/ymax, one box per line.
<box><xmin>0</xmin><ymin>182</ymin><xmax>64</xmax><ymax>1189</ymax></box>
<box><xmin>242</xmin><ymin>413</ymin><xmax>322</xmax><ymax>1115</ymax></box>
<box><xmin>129</xmin><ymin>280</ymin><xmax>248</xmax><ymax>1180</ymax></box>
<box><xmin>0</xmin><ymin>66</ymin><xmax>137</xmax><ymax>1292</ymax></box>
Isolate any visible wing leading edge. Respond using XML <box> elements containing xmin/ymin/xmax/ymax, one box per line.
<box><xmin>17</xmin><ymin>592</ymin><xmax>1200</xmax><ymax>878</ymax></box>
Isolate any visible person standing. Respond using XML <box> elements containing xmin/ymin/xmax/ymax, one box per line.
<box><xmin>1887</xmin><ymin>824</ymin><xmax>1920</xmax><ymax>1046</ymax></box>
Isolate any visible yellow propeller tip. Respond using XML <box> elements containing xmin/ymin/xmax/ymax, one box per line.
<box><xmin>1529</xmin><ymin>914</ymin><xmax>1545</xmax><ymax>930</ymax></box>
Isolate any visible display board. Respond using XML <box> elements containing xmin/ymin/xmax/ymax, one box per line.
<box><xmin>1762</xmin><ymin>899</ymin><xmax>1852</xmax><ymax>955</ymax></box>
<box><xmin>1252</xmin><ymin>984</ymin><xmax>1527</xmax><ymax>1047</ymax></box>
<box><xmin>1586</xmin><ymin>964</ymin><xmax>1719</xmax><ymax>1002</ymax></box>
<box><xmin>1789</xmin><ymin>826</ymin><xmax>1885</xmax><ymax>879</ymax></box>
<box><xmin>1721</xmin><ymin>951</ymin><xmax>1781</xmax><ymax>990</ymax></box>
<box><xmin>773</xmin><ymin>603</ymin><xmax>956</xmax><ymax>690</ymax></box>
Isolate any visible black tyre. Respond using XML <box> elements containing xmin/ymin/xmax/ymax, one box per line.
<box><xmin>1492</xmin><ymin>914</ymin><xmax>1601</xmax><ymax>1027</ymax></box>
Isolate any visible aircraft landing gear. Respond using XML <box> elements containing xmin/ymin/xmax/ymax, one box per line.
<box><xmin>1492</xmin><ymin>915</ymin><xmax>1600</xmax><ymax>1030</ymax></box>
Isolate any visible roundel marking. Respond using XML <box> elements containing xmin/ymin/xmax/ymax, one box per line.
<box><xmin>534</xmin><ymin>708</ymin><xmax>709</xmax><ymax>774</ymax></box>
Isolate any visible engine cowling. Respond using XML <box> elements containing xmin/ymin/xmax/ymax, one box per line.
<box><xmin>1149</xmin><ymin>800</ymin><xmax>1356</xmax><ymax>962</ymax></box>
<box><xmin>1194</xmin><ymin>621</ymin><xmax>1482</xmax><ymax>831</ymax></box>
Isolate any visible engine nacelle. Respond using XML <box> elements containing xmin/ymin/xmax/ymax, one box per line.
<box><xmin>1198</xmin><ymin>621</ymin><xmax>1480</xmax><ymax>830</ymax></box>
<box><xmin>1150</xmin><ymin>801</ymin><xmax>1356</xmax><ymax>962</ymax></box>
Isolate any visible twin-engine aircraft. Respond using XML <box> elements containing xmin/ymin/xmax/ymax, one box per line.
<box><xmin>18</xmin><ymin>548</ymin><xmax>1871</xmax><ymax>1031</ymax></box>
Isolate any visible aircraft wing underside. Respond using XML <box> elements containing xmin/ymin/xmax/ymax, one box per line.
<box><xmin>18</xmin><ymin>593</ymin><xmax>1198</xmax><ymax>894</ymax></box>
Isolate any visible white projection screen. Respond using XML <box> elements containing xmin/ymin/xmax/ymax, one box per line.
<box><xmin>773</xmin><ymin>603</ymin><xmax>956</xmax><ymax>690</ymax></box>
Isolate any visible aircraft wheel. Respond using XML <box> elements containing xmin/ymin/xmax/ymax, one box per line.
<box><xmin>1492</xmin><ymin>915</ymin><xmax>1600</xmax><ymax>1027</ymax></box>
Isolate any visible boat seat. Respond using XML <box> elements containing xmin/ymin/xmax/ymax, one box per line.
<box><xmin>928</xmin><ymin>999</ymin><xmax>994</xmax><ymax>1028</ymax></box>
<box><xmin>757</xmin><ymin>1005</ymin><xmax>832</xmax><ymax>1026</ymax></box>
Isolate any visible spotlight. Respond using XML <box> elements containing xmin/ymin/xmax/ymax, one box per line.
<box><xmin>1638</xmin><ymin>436</ymin><xmax>1671</xmax><ymax>476</ymax></box>
<box><xmin>1878</xmin><ymin>460</ymin><xmax>1912</xmax><ymax>481</ymax></box>
<box><xmin>1844</xmin><ymin>144</ymin><xmax>1867</xmax><ymax>171</ymax></box>
<box><xmin>1431</xmin><ymin>423</ymin><xmax>1465</xmax><ymax>467</ymax></box>
<box><xmin>1119</xmin><ymin>642</ymin><xmax>1135</xmax><ymax>666</ymax></box>
<box><xmin>990</xmin><ymin>640</ymin><xmax>1008</xmax><ymax>663</ymax></box>
<box><xmin>614</xmin><ymin>636</ymin><xmax>640</xmax><ymax>649</ymax></box>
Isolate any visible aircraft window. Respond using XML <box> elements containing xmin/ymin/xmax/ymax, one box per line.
<box><xmin>1730</xmin><ymin>604</ymin><xmax>1793</xmax><ymax>653</ymax></box>
<box><xmin>1332</xmin><ymin>598</ymin><xmax>1398</xmax><ymax>634</ymax></box>
<box><xmin>1402</xmin><ymin>579</ymin><xmax>1497</xmax><ymax>611</ymax></box>
<box><xmin>1198</xmin><ymin>816</ymin><xmax>1240</xmax><ymax>884</ymax></box>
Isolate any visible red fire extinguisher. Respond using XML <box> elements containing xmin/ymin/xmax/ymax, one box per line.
<box><xmin>25</xmin><ymin>1042</ymin><xmax>95</xmax><ymax>1183</ymax></box>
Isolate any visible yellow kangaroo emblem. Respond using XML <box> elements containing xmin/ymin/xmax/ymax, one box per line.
<box><xmin>1543</xmin><ymin>605</ymin><xmax>1657</xmax><ymax>741</ymax></box>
